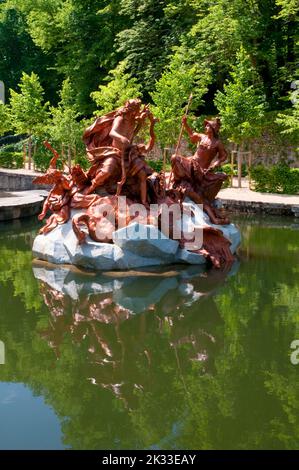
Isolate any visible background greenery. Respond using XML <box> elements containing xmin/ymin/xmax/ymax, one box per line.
<box><xmin>0</xmin><ymin>1</ymin><xmax>298</xmax><ymax>184</ymax></box>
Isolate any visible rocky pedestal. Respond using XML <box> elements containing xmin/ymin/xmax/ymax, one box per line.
<box><xmin>33</xmin><ymin>201</ymin><xmax>241</xmax><ymax>271</ymax></box>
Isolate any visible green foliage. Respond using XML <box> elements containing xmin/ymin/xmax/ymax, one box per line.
<box><xmin>220</xmin><ymin>163</ymin><xmax>234</xmax><ymax>176</ymax></box>
<box><xmin>0</xmin><ymin>102</ymin><xmax>11</xmax><ymax>135</ymax></box>
<box><xmin>275</xmin><ymin>0</ymin><xmax>299</xmax><ymax>18</ymax></box>
<box><xmin>49</xmin><ymin>78</ymin><xmax>84</xmax><ymax>151</ymax></box>
<box><xmin>0</xmin><ymin>6</ymin><xmax>59</xmax><ymax>104</ymax></box>
<box><xmin>32</xmin><ymin>152</ymin><xmax>52</xmax><ymax>172</ymax></box>
<box><xmin>0</xmin><ymin>0</ymin><xmax>297</xmax><ymax>156</ymax></box>
<box><xmin>9</xmin><ymin>71</ymin><xmax>49</xmax><ymax>136</ymax></box>
<box><xmin>276</xmin><ymin>81</ymin><xmax>299</xmax><ymax>147</ymax></box>
<box><xmin>91</xmin><ymin>61</ymin><xmax>142</xmax><ymax>114</ymax></box>
<box><xmin>0</xmin><ymin>151</ymin><xmax>23</xmax><ymax>169</ymax></box>
<box><xmin>74</xmin><ymin>153</ymin><xmax>89</xmax><ymax>170</ymax></box>
<box><xmin>250</xmin><ymin>163</ymin><xmax>299</xmax><ymax>194</ymax></box>
<box><xmin>0</xmin><ymin>138</ymin><xmax>28</xmax><ymax>152</ymax></box>
<box><xmin>116</xmin><ymin>0</ymin><xmax>195</xmax><ymax>93</ymax></box>
<box><xmin>0</xmin><ymin>140</ymin><xmax>25</xmax><ymax>168</ymax></box>
<box><xmin>214</xmin><ymin>46</ymin><xmax>267</xmax><ymax>146</ymax></box>
<box><xmin>220</xmin><ymin>163</ymin><xmax>248</xmax><ymax>177</ymax></box>
<box><xmin>31</xmin><ymin>137</ymin><xmax>63</xmax><ymax>172</ymax></box>
<box><xmin>151</xmin><ymin>50</ymin><xmax>211</xmax><ymax>147</ymax></box>
<box><xmin>1</xmin><ymin>0</ymin><xmax>126</xmax><ymax>113</ymax></box>
<box><xmin>180</xmin><ymin>0</ymin><xmax>297</xmax><ymax>108</ymax></box>
<box><xmin>146</xmin><ymin>159</ymin><xmax>171</xmax><ymax>173</ymax></box>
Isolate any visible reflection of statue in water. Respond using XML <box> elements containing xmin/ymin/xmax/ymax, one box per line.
<box><xmin>34</xmin><ymin>263</ymin><xmax>237</xmax><ymax>408</ymax></box>
<box><xmin>170</xmin><ymin>117</ymin><xmax>229</xmax><ymax>225</ymax></box>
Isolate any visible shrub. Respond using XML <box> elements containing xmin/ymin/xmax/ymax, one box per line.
<box><xmin>220</xmin><ymin>164</ymin><xmax>235</xmax><ymax>176</ymax></box>
<box><xmin>0</xmin><ymin>151</ymin><xmax>23</xmax><ymax>169</ymax></box>
<box><xmin>250</xmin><ymin>163</ymin><xmax>299</xmax><ymax>194</ymax></box>
<box><xmin>146</xmin><ymin>160</ymin><xmax>172</xmax><ymax>173</ymax></box>
<box><xmin>219</xmin><ymin>163</ymin><xmax>248</xmax><ymax>177</ymax></box>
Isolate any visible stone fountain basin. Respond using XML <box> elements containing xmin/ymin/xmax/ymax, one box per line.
<box><xmin>0</xmin><ymin>190</ymin><xmax>48</xmax><ymax>221</ymax></box>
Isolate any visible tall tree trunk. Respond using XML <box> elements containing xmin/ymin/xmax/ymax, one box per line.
<box><xmin>33</xmin><ymin>143</ymin><xmax>37</xmax><ymax>171</ymax></box>
<box><xmin>237</xmin><ymin>143</ymin><xmax>242</xmax><ymax>188</ymax></box>
<box><xmin>28</xmin><ymin>135</ymin><xmax>32</xmax><ymax>170</ymax></box>
<box><xmin>23</xmin><ymin>143</ymin><xmax>27</xmax><ymax>169</ymax></box>
<box><xmin>67</xmin><ymin>145</ymin><xmax>72</xmax><ymax>172</ymax></box>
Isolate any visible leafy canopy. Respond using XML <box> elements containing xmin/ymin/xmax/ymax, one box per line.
<box><xmin>91</xmin><ymin>61</ymin><xmax>142</xmax><ymax>115</ymax></box>
<box><xmin>151</xmin><ymin>49</ymin><xmax>211</xmax><ymax>147</ymax></box>
<box><xmin>9</xmin><ymin>71</ymin><xmax>49</xmax><ymax>135</ymax></box>
<box><xmin>49</xmin><ymin>77</ymin><xmax>83</xmax><ymax>150</ymax></box>
<box><xmin>214</xmin><ymin>46</ymin><xmax>267</xmax><ymax>145</ymax></box>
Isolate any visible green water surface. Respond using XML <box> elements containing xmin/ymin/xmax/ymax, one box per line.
<box><xmin>0</xmin><ymin>215</ymin><xmax>298</xmax><ymax>450</ymax></box>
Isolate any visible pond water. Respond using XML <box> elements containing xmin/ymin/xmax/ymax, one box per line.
<box><xmin>0</xmin><ymin>215</ymin><xmax>298</xmax><ymax>450</ymax></box>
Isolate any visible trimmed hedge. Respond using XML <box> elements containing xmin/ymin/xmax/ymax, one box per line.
<box><xmin>220</xmin><ymin>163</ymin><xmax>248</xmax><ymax>177</ymax></box>
<box><xmin>146</xmin><ymin>160</ymin><xmax>172</xmax><ymax>172</ymax></box>
<box><xmin>0</xmin><ymin>151</ymin><xmax>23</xmax><ymax>169</ymax></box>
<box><xmin>250</xmin><ymin>164</ymin><xmax>299</xmax><ymax>194</ymax></box>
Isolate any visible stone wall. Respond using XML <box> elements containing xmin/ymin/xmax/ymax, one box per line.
<box><xmin>220</xmin><ymin>198</ymin><xmax>299</xmax><ymax>217</ymax></box>
<box><xmin>0</xmin><ymin>169</ymin><xmax>48</xmax><ymax>191</ymax></box>
<box><xmin>148</xmin><ymin>139</ymin><xmax>298</xmax><ymax>168</ymax></box>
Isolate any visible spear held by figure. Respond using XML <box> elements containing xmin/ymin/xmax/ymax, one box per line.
<box><xmin>167</xmin><ymin>93</ymin><xmax>193</xmax><ymax>189</ymax></box>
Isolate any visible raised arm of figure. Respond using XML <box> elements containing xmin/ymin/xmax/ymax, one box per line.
<box><xmin>144</xmin><ymin>114</ymin><xmax>158</xmax><ymax>153</ymax></box>
<box><xmin>182</xmin><ymin>116</ymin><xmax>201</xmax><ymax>145</ymax></box>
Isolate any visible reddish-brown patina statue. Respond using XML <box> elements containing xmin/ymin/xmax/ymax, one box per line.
<box><xmin>34</xmin><ymin>99</ymin><xmax>235</xmax><ymax>268</ymax></box>
<box><xmin>34</xmin><ymin>142</ymin><xmax>73</xmax><ymax>234</ymax></box>
<box><xmin>170</xmin><ymin>117</ymin><xmax>229</xmax><ymax>225</ymax></box>
<box><xmin>83</xmin><ymin>99</ymin><xmax>155</xmax><ymax>206</ymax></box>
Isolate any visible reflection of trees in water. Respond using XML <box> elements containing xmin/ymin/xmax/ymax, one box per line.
<box><xmin>0</xmin><ymin>219</ymin><xmax>298</xmax><ymax>449</ymax></box>
<box><xmin>36</xmin><ymin>266</ymin><xmax>228</xmax><ymax>412</ymax></box>
<box><xmin>32</xmin><ymin>264</ymin><xmax>230</xmax><ymax>450</ymax></box>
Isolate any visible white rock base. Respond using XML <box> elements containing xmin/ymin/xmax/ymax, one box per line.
<box><xmin>32</xmin><ymin>202</ymin><xmax>241</xmax><ymax>271</ymax></box>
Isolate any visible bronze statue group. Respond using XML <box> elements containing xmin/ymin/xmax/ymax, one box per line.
<box><xmin>34</xmin><ymin>99</ymin><xmax>234</xmax><ymax>267</ymax></box>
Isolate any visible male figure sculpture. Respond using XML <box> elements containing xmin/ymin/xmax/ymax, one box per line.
<box><xmin>171</xmin><ymin>117</ymin><xmax>229</xmax><ymax>225</ymax></box>
<box><xmin>83</xmin><ymin>99</ymin><xmax>156</xmax><ymax>206</ymax></box>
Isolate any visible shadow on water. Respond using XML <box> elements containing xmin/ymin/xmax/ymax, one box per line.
<box><xmin>0</xmin><ymin>214</ymin><xmax>298</xmax><ymax>449</ymax></box>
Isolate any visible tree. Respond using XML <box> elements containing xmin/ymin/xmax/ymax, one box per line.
<box><xmin>9</xmin><ymin>72</ymin><xmax>49</xmax><ymax>168</ymax></box>
<box><xmin>0</xmin><ymin>102</ymin><xmax>11</xmax><ymax>136</ymax></box>
<box><xmin>90</xmin><ymin>61</ymin><xmax>142</xmax><ymax>114</ymax></box>
<box><xmin>276</xmin><ymin>80</ymin><xmax>299</xmax><ymax>147</ymax></box>
<box><xmin>0</xmin><ymin>5</ymin><xmax>60</xmax><ymax>104</ymax></box>
<box><xmin>167</xmin><ymin>0</ymin><xmax>298</xmax><ymax>110</ymax></box>
<box><xmin>1</xmin><ymin>0</ymin><xmax>126</xmax><ymax>114</ymax></box>
<box><xmin>151</xmin><ymin>49</ymin><xmax>211</xmax><ymax>148</ymax></box>
<box><xmin>49</xmin><ymin>78</ymin><xmax>85</xmax><ymax>167</ymax></box>
<box><xmin>275</xmin><ymin>0</ymin><xmax>299</xmax><ymax>18</ymax></box>
<box><xmin>214</xmin><ymin>46</ymin><xmax>266</xmax><ymax>148</ymax></box>
<box><xmin>116</xmin><ymin>0</ymin><xmax>196</xmax><ymax>95</ymax></box>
